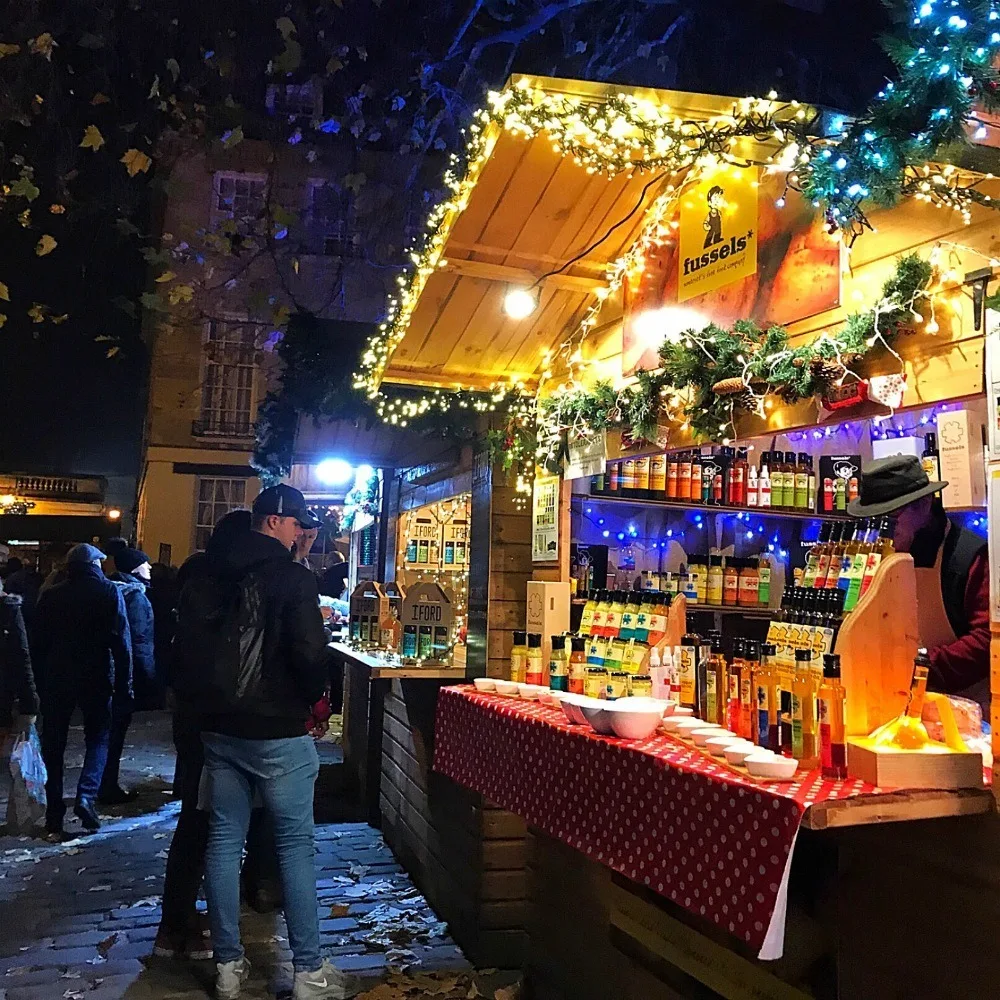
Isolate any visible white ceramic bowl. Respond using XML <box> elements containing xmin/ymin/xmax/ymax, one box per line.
<box><xmin>580</xmin><ymin>700</ymin><xmax>616</xmax><ymax>735</ymax></box>
<box><xmin>473</xmin><ymin>677</ymin><xmax>496</xmax><ymax>693</ymax></box>
<box><xmin>517</xmin><ymin>683</ymin><xmax>540</xmax><ymax>700</ymax></box>
<box><xmin>559</xmin><ymin>693</ymin><xmax>590</xmax><ymax>725</ymax></box>
<box><xmin>722</xmin><ymin>742</ymin><xmax>760</xmax><ymax>766</ymax></box>
<box><xmin>537</xmin><ymin>688</ymin><xmax>558</xmax><ymax>707</ymax></box>
<box><xmin>674</xmin><ymin>706</ymin><xmax>694</xmax><ymax>717</ymax></box>
<box><xmin>691</xmin><ymin>726</ymin><xmax>731</xmax><ymax>748</ymax></box>
<box><xmin>605</xmin><ymin>701</ymin><xmax>664</xmax><ymax>740</ymax></box>
<box><xmin>705</xmin><ymin>734</ymin><xmax>746</xmax><ymax>756</ymax></box>
<box><xmin>663</xmin><ymin>716</ymin><xmax>706</xmax><ymax>737</ymax></box>
<box><xmin>495</xmin><ymin>680</ymin><xmax>519</xmax><ymax>697</ymax></box>
<box><xmin>745</xmin><ymin>753</ymin><xmax>798</xmax><ymax>780</ymax></box>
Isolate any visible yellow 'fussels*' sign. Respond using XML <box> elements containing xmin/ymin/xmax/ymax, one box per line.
<box><xmin>678</xmin><ymin>167</ymin><xmax>758</xmax><ymax>302</ymax></box>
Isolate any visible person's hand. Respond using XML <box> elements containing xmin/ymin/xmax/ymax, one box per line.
<box><xmin>309</xmin><ymin>719</ymin><xmax>330</xmax><ymax>739</ymax></box>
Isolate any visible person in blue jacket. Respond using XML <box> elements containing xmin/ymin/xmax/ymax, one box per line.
<box><xmin>35</xmin><ymin>543</ymin><xmax>132</xmax><ymax>835</ymax></box>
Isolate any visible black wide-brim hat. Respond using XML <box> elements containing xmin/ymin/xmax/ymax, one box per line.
<box><xmin>847</xmin><ymin>454</ymin><xmax>947</xmax><ymax>518</ymax></box>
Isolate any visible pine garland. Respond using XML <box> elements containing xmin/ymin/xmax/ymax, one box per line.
<box><xmin>536</xmin><ymin>253</ymin><xmax>935</xmax><ymax>462</ymax></box>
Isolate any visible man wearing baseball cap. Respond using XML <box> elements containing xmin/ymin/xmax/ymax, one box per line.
<box><xmin>173</xmin><ymin>485</ymin><xmax>356</xmax><ymax>999</ymax></box>
<box><xmin>849</xmin><ymin>454</ymin><xmax>990</xmax><ymax>708</ymax></box>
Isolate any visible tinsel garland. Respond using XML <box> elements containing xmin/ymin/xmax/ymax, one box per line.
<box><xmin>536</xmin><ymin>253</ymin><xmax>933</xmax><ymax>465</ymax></box>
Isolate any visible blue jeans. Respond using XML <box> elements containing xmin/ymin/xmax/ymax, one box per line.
<box><xmin>202</xmin><ymin>733</ymin><xmax>320</xmax><ymax>972</ymax></box>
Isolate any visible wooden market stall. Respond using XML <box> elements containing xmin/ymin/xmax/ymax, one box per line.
<box><xmin>357</xmin><ymin>71</ymin><xmax>1000</xmax><ymax>994</ymax></box>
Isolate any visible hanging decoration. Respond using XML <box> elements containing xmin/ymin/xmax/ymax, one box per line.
<box><xmin>351</xmin><ymin>0</ymin><xmax>1000</xmax><ymax>495</ymax></box>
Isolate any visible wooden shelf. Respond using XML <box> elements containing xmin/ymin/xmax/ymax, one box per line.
<box><xmin>329</xmin><ymin>641</ymin><xmax>468</xmax><ymax>680</ymax></box>
<box><xmin>573</xmin><ymin>493</ymin><xmax>851</xmax><ymax>521</ymax></box>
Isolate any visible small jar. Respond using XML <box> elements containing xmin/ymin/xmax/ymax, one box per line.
<box><xmin>722</xmin><ymin>559</ymin><xmax>740</xmax><ymax>606</ymax></box>
<box><xmin>608</xmin><ymin>671</ymin><xmax>629</xmax><ymax>700</ymax></box>
<box><xmin>585</xmin><ymin>666</ymin><xmax>609</xmax><ymax>700</ymax></box>
<box><xmin>737</xmin><ymin>560</ymin><xmax>759</xmax><ymax>607</ymax></box>
<box><xmin>630</xmin><ymin>674</ymin><xmax>653</xmax><ymax>698</ymax></box>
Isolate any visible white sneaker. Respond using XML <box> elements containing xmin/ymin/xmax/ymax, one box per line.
<box><xmin>293</xmin><ymin>958</ymin><xmax>362</xmax><ymax>999</ymax></box>
<box><xmin>216</xmin><ymin>956</ymin><xmax>251</xmax><ymax>1000</ymax></box>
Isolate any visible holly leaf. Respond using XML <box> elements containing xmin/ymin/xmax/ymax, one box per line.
<box><xmin>90</xmin><ymin>92</ymin><xmax>110</xmax><ymax>105</ymax></box>
<box><xmin>0</xmin><ymin>43</ymin><xmax>21</xmax><ymax>58</ymax></box>
<box><xmin>35</xmin><ymin>235</ymin><xmax>57</xmax><ymax>257</ymax></box>
<box><xmin>0</xmin><ymin>282</ymin><xmax>9</xmax><ymax>302</ymax></box>
<box><xmin>121</xmin><ymin>149</ymin><xmax>152</xmax><ymax>177</ymax></box>
<box><xmin>28</xmin><ymin>33</ymin><xmax>55</xmax><ymax>60</ymax></box>
<box><xmin>9</xmin><ymin>176</ymin><xmax>39</xmax><ymax>201</ymax></box>
<box><xmin>155</xmin><ymin>270</ymin><xmax>176</xmax><ymax>283</ymax></box>
<box><xmin>80</xmin><ymin>125</ymin><xmax>105</xmax><ymax>150</ymax></box>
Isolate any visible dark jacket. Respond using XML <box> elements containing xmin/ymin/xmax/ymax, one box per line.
<box><xmin>174</xmin><ymin>530</ymin><xmax>329</xmax><ymax>739</ymax></box>
<box><xmin>111</xmin><ymin>572</ymin><xmax>158</xmax><ymax>709</ymax></box>
<box><xmin>0</xmin><ymin>594</ymin><xmax>38</xmax><ymax>727</ymax></box>
<box><xmin>34</xmin><ymin>562</ymin><xmax>132</xmax><ymax>708</ymax></box>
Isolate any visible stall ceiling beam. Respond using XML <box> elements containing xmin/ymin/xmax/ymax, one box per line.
<box><xmin>441</xmin><ymin>257</ymin><xmax>605</xmax><ymax>294</ymax></box>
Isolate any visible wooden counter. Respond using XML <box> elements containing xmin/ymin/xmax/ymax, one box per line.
<box><xmin>329</xmin><ymin>642</ymin><xmax>467</xmax><ymax>823</ymax></box>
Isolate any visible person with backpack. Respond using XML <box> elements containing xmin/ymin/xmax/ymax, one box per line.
<box><xmin>172</xmin><ymin>485</ymin><xmax>357</xmax><ymax>1000</ymax></box>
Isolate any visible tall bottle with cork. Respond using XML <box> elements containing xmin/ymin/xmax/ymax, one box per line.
<box><xmin>818</xmin><ymin>653</ymin><xmax>847</xmax><ymax>779</ymax></box>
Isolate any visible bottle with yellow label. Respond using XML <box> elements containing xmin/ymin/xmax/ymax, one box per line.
<box><xmin>510</xmin><ymin>631</ymin><xmax>528</xmax><ymax>683</ymax></box>
<box><xmin>605</xmin><ymin>592</ymin><xmax>625</xmax><ymax>639</ymax></box>
<box><xmin>678</xmin><ymin>633</ymin><xmax>699</xmax><ymax>708</ymax></box>
<box><xmin>578</xmin><ymin>591</ymin><xmax>598</xmax><ymax>636</ymax></box>
<box><xmin>650</xmin><ymin>453</ymin><xmax>667</xmax><ymax>499</ymax></box>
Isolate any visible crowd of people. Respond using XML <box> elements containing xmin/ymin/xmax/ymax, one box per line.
<box><xmin>0</xmin><ymin>483</ymin><xmax>358</xmax><ymax>1000</ymax></box>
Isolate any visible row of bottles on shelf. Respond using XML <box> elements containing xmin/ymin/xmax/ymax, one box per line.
<box><xmin>794</xmin><ymin>517</ymin><xmax>894</xmax><ymax>612</ymax></box>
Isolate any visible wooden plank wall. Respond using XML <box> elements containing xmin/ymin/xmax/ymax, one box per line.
<box><xmin>379</xmin><ymin>678</ymin><xmax>529</xmax><ymax>969</ymax></box>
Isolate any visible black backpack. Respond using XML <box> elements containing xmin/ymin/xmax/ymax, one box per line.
<box><xmin>171</xmin><ymin>567</ymin><xmax>266</xmax><ymax>711</ymax></box>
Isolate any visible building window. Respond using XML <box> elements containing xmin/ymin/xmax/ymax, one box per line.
<box><xmin>212</xmin><ymin>172</ymin><xmax>268</xmax><ymax>227</ymax></box>
<box><xmin>195</xmin><ymin>478</ymin><xmax>247</xmax><ymax>551</ymax></box>
<box><xmin>308</xmin><ymin>180</ymin><xmax>362</xmax><ymax>257</ymax></box>
<box><xmin>266</xmin><ymin>82</ymin><xmax>321</xmax><ymax>120</ymax></box>
<box><xmin>197</xmin><ymin>318</ymin><xmax>260</xmax><ymax>437</ymax></box>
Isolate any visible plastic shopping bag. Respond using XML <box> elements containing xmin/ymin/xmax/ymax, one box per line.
<box><xmin>6</xmin><ymin>724</ymin><xmax>47</xmax><ymax>834</ymax></box>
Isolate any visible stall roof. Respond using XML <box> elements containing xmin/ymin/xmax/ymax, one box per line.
<box><xmin>379</xmin><ymin>76</ymin><xmax>756</xmax><ymax>392</ymax></box>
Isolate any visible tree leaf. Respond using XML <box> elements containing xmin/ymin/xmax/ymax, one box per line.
<box><xmin>106</xmin><ymin>346</ymin><xmax>120</xmax><ymax>358</ymax></box>
<box><xmin>80</xmin><ymin>125</ymin><xmax>105</xmax><ymax>150</ymax></box>
<box><xmin>120</xmin><ymin>148</ymin><xmax>152</xmax><ymax>177</ymax></box>
<box><xmin>9</xmin><ymin>176</ymin><xmax>39</xmax><ymax>201</ymax></box>
<box><xmin>28</xmin><ymin>33</ymin><xmax>55</xmax><ymax>60</ymax></box>
<box><xmin>51</xmin><ymin>313</ymin><xmax>68</xmax><ymax>324</ymax></box>
<box><xmin>167</xmin><ymin>283</ymin><xmax>193</xmax><ymax>305</ymax></box>
<box><xmin>0</xmin><ymin>314</ymin><xmax>6</xmax><ymax>329</ymax></box>
<box><xmin>0</xmin><ymin>282</ymin><xmax>9</xmax><ymax>302</ymax></box>
<box><xmin>154</xmin><ymin>270</ymin><xmax>176</xmax><ymax>283</ymax></box>
<box><xmin>35</xmin><ymin>235</ymin><xmax>57</xmax><ymax>256</ymax></box>
<box><xmin>27</xmin><ymin>304</ymin><xmax>46</xmax><ymax>323</ymax></box>
<box><xmin>0</xmin><ymin>43</ymin><xmax>21</xmax><ymax>58</ymax></box>
<box><xmin>90</xmin><ymin>92</ymin><xmax>110</xmax><ymax>105</ymax></box>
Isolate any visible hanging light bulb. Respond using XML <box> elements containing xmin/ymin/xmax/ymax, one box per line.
<box><xmin>504</xmin><ymin>287</ymin><xmax>538</xmax><ymax>319</ymax></box>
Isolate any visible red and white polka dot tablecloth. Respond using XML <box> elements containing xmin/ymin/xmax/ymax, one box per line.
<box><xmin>432</xmin><ymin>686</ymin><xmax>883</xmax><ymax>960</ymax></box>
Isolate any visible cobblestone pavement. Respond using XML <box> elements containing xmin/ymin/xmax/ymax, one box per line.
<box><xmin>0</xmin><ymin>714</ymin><xmax>474</xmax><ymax>999</ymax></box>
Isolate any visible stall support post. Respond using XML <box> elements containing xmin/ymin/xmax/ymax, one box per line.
<box><xmin>992</xmin><ymin>624</ymin><xmax>1000</xmax><ymax>798</ymax></box>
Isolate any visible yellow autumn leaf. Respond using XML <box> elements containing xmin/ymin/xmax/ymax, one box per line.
<box><xmin>167</xmin><ymin>283</ymin><xmax>193</xmax><ymax>305</ymax></box>
<box><xmin>51</xmin><ymin>313</ymin><xmax>68</xmax><ymax>324</ymax></box>
<box><xmin>120</xmin><ymin>148</ymin><xmax>152</xmax><ymax>177</ymax></box>
<box><xmin>91</xmin><ymin>92</ymin><xmax>110</xmax><ymax>105</ymax></box>
<box><xmin>0</xmin><ymin>282</ymin><xmax>9</xmax><ymax>302</ymax></box>
<box><xmin>49</xmin><ymin>203</ymin><xmax>65</xmax><ymax>214</ymax></box>
<box><xmin>27</xmin><ymin>304</ymin><xmax>46</xmax><ymax>323</ymax></box>
<box><xmin>80</xmin><ymin>125</ymin><xmax>105</xmax><ymax>150</ymax></box>
<box><xmin>35</xmin><ymin>235</ymin><xmax>57</xmax><ymax>256</ymax></box>
<box><xmin>106</xmin><ymin>345</ymin><xmax>120</xmax><ymax>358</ymax></box>
<box><xmin>155</xmin><ymin>270</ymin><xmax>176</xmax><ymax>283</ymax></box>
<box><xmin>0</xmin><ymin>314</ymin><xmax>6</xmax><ymax>328</ymax></box>
<box><xmin>28</xmin><ymin>33</ymin><xmax>55</xmax><ymax>60</ymax></box>
<box><xmin>0</xmin><ymin>43</ymin><xmax>21</xmax><ymax>58</ymax></box>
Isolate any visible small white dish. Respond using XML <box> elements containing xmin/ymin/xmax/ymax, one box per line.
<box><xmin>705</xmin><ymin>734</ymin><xmax>746</xmax><ymax>756</ymax></box>
<box><xmin>580</xmin><ymin>700</ymin><xmax>616</xmax><ymax>735</ymax></box>
<box><xmin>517</xmin><ymin>683</ymin><xmax>541</xmax><ymax>701</ymax></box>
<box><xmin>495</xmin><ymin>680</ymin><xmax>519</xmax><ymax>697</ymax></box>
<box><xmin>691</xmin><ymin>726</ymin><xmax>731</xmax><ymax>747</ymax></box>
<box><xmin>559</xmin><ymin>693</ymin><xmax>591</xmax><ymax>725</ymax></box>
<box><xmin>745</xmin><ymin>752</ymin><xmax>798</xmax><ymax>780</ymax></box>
<box><xmin>660</xmin><ymin>715</ymin><xmax>699</xmax><ymax>733</ymax></box>
<box><xmin>604</xmin><ymin>700</ymin><xmax>663</xmax><ymax>740</ymax></box>
<box><xmin>537</xmin><ymin>688</ymin><xmax>557</xmax><ymax>706</ymax></box>
<box><xmin>473</xmin><ymin>677</ymin><xmax>496</xmax><ymax>693</ymax></box>
<box><xmin>663</xmin><ymin>716</ymin><xmax>705</xmax><ymax>736</ymax></box>
<box><xmin>722</xmin><ymin>742</ymin><xmax>760</xmax><ymax>766</ymax></box>
<box><xmin>674</xmin><ymin>706</ymin><xmax>694</xmax><ymax>717</ymax></box>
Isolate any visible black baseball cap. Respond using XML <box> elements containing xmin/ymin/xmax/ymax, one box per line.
<box><xmin>252</xmin><ymin>484</ymin><xmax>322</xmax><ymax>529</ymax></box>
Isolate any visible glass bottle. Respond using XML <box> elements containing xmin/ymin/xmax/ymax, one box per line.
<box><xmin>783</xmin><ymin>451</ymin><xmax>799</xmax><ymax>509</ymax></box>
<box><xmin>859</xmin><ymin>517</ymin><xmax>894</xmax><ymax>600</ymax></box>
<box><xmin>803</xmin><ymin>522</ymin><xmax>832</xmax><ymax>588</ymax></box>
<box><xmin>747</xmin><ymin>461</ymin><xmax>759</xmax><ymax>508</ymax></box>
<box><xmin>591</xmin><ymin>590</ymin><xmax>609</xmax><ymax>637</ymax></box>
<box><xmin>510</xmin><ymin>630</ymin><xmax>528</xmax><ymax>683</ymax></box>
<box><xmin>690</xmin><ymin>450</ymin><xmax>703</xmax><ymax>505</ymax></box>
<box><xmin>808</xmin><ymin>456</ymin><xmax>817</xmax><ymax>512</ymax></box>
<box><xmin>619</xmin><ymin>592</ymin><xmax>639</xmax><ymax>642</ymax></box>
<box><xmin>647</xmin><ymin>593</ymin><xmax>670</xmax><ymax>647</ymax></box>
<box><xmin>921</xmin><ymin>432</ymin><xmax>941</xmax><ymax>482</ymax></box>
<box><xmin>791</xmin><ymin>647</ymin><xmax>812</xmax><ymax>760</ymax></box>
<box><xmin>795</xmin><ymin>453</ymin><xmax>811</xmax><ymax>510</ymax></box>
<box><xmin>823</xmin><ymin>523</ymin><xmax>848</xmax><ymax>589</ymax></box>
<box><xmin>606</xmin><ymin>591</ymin><xmax>625</xmax><ymax>638</ymax></box>
<box><xmin>769</xmin><ymin>451</ymin><xmax>785</xmax><ymax>510</ymax></box>
<box><xmin>578</xmin><ymin>590</ymin><xmax>598</xmax><ymax>636</ymax></box>
<box><xmin>722</xmin><ymin>558</ymin><xmax>739</xmax><ymax>606</ymax></box>
<box><xmin>700</xmin><ymin>451</ymin><xmax>714</xmax><ymax>504</ymax></box>
<box><xmin>744</xmin><ymin>640</ymin><xmax>760</xmax><ymax>743</ymax></box>
<box><xmin>758</xmin><ymin>554</ymin><xmax>772</xmax><ymax>607</ymax></box>
<box><xmin>650</xmin><ymin>452</ymin><xmax>667</xmax><ymax>499</ymax></box>
<box><xmin>765</xmin><ymin>643</ymin><xmax>783</xmax><ymax>753</ymax></box>
<box><xmin>607</xmin><ymin>461</ymin><xmax>621</xmax><ymax>496</ymax></box>
<box><xmin>569</xmin><ymin>636</ymin><xmax>587</xmax><ymax>694</ymax></box>
<box><xmin>737</xmin><ymin>559</ymin><xmax>759</xmax><ymax>607</ymax></box>
<box><xmin>706</xmin><ymin>555</ymin><xmax>724</xmax><ymax>606</ymax></box>
<box><xmin>758</xmin><ymin>453</ymin><xmax>772</xmax><ymax>508</ymax></box>
<box><xmin>678</xmin><ymin>633</ymin><xmax>699</xmax><ymax>709</ymax></box>
<box><xmin>704</xmin><ymin>635</ymin><xmax>726</xmax><ymax>726</ymax></box>
<box><xmin>549</xmin><ymin>634</ymin><xmax>569</xmax><ymax>692</ymax></box>
<box><xmin>836</xmin><ymin>521</ymin><xmax>864</xmax><ymax>593</ymax></box>
<box><xmin>819</xmin><ymin>653</ymin><xmax>847</xmax><ymax>779</ymax></box>
<box><xmin>525</xmin><ymin>633</ymin><xmax>544</xmax><ymax>685</ymax></box>
<box><xmin>622</xmin><ymin>457</ymin><xmax>637</xmax><ymax>499</ymax></box>
<box><xmin>666</xmin><ymin>452</ymin><xmax>679</xmax><ymax>499</ymax></box>
<box><xmin>678</xmin><ymin>451</ymin><xmax>693</xmax><ymax>500</ymax></box>
<box><xmin>633</xmin><ymin>594</ymin><xmax>652</xmax><ymax>643</ymax></box>
<box><xmin>727</xmin><ymin>638</ymin><xmax>744</xmax><ymax>735</ymax></box>
<box><xmin>734</xmin><ymin>447</ymin><xmax>749</xmax><ymax>506</ymax></box>
<box><xmin>803</xmin><ymin>654</ymin><xmax>823</xmax><ymax>771</ymax></box>
<box><xmin>843</xmin><ymin>520</ymin><xmax>875</xmax><ymax>612</ymax></box>
<box><xmin>756</xmin><ymin>643</ymin><xmax>776</xmax><ymax>749</ymax></box>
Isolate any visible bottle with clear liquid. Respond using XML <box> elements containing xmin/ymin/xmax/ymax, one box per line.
<box><xmin>819</xmin><ymin>653</ymin><xmax>847</xmax><ymax>780</ymax></box>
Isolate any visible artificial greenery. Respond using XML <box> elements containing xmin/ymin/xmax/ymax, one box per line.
<box><xmin>536</xmin><ymin>253</ymin><xmax>934</xmax><ymax>464</ymax></box>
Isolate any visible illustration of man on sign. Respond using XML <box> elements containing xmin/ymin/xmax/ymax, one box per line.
<box><xmin>703</xmin><ymin>185</ymin><xmax>725</xmax><ymax>248</ymax></box>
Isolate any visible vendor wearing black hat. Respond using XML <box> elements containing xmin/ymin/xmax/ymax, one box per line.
<box><xmin>848</xmin><ymin>454</ymin><xmax>990</xmax><ymax>708</ymax></box>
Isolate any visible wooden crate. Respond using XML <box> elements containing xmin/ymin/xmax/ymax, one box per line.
<box><xmin>847</xmin><ymin>737</ymin><xmax>984</xmax><ymax>790</ymax></box>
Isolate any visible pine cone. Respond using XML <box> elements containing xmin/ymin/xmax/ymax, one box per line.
<box><xmin>712</xmin><ymin>376</ymin><xmax>747</xmax><ymax>396</ymax></box>
<box><xmin>809</xmin><ymin>357</ymin><xmax>841</xmax><ymax>385</ymax></box>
